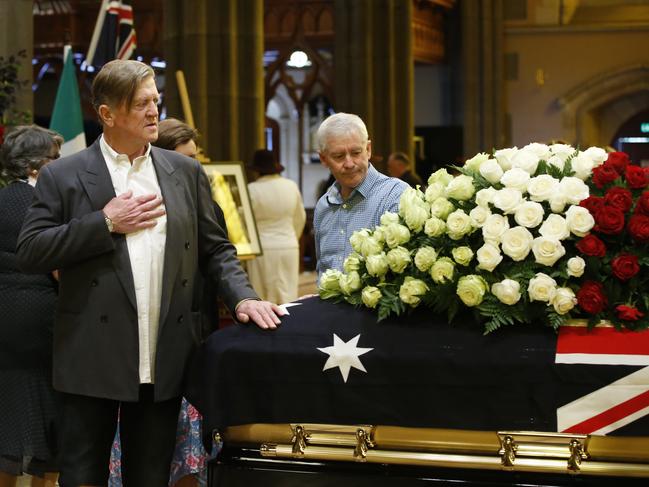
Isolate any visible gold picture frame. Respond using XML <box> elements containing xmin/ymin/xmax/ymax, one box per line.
<box><xmin>202</xmin><ymin>162</ymin><xmax>262</xmax><ymax>258</ymax></box>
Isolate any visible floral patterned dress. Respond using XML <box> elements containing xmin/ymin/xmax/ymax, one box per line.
<box><xmin>109</xmin><ymin>398</ymin><xmax>217</xmax><ymax>486</ymax></box>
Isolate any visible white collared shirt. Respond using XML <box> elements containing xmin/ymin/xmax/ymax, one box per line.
<box><xmin>100</xmin><ymin>135</ymin><xmax>167</xmax><ymax>384</ymax></box>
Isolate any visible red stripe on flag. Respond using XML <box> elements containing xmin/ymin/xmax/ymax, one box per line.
<box><xmin>557</xmin><ymin>326</ymin><xmax>649</xmax><ymax>356</ymax></box>
<box><xmin>561</xmin><ymin>389</ymin><xmax>649</xmax><ymax>434</ymax></box>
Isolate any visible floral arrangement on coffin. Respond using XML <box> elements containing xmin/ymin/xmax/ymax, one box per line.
<box><xmin>319</xmin><ymin>143</ymin><xmax>649</xmax><ymax>333</ymax></box>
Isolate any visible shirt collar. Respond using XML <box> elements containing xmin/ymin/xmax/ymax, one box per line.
<box><xmin>100</xmin><ymin>134</ymin><xmax>151</xmax><ymax>169</ymax></box>
<box><xmin>326</xmin><ymin>164</ymin><xmax>379</xmax><ymax>205</ymax></box>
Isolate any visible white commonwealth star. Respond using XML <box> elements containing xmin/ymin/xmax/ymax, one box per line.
<box><xmin>317</xmin><ymin>334</ymin><xmax>374</xmax><ymax>383</ymax></box>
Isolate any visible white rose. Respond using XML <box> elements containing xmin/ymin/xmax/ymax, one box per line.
<box><xmin>373</xmin><ymin>225</ymin><xmax>386</xmax><ymax>244</ymax></box>
<box><xmin>401</xmin><ymin>201</ymin><xmax>429</xmax><ymax>233</ymax></box>
<box><xmin>549</xmin><ymin>143</ymin><xmax>576</xmax><ymax>160</ymax></box>
<box><xmin>427</xmin><ymin>168</ymin><xmax>454</xmax><ymax>187</ymax></box>
<box><xmin>567</xmin><ymin>256</ymin><xmax>586</xmax><ymax>277</ymax></box>
<box><xmin>527</xmin><ymin>273</ymin><xmax>557</xmax><ymax>302</ymax></box>
<box><xmin>494</xmin><ymin>147</ymin><xmax>518</xmax><ymax>171</ymax></box>
<box><xmin>511</xmin><ymin>149</ymin><xmax>540</xmax><ymax>174</ymax></box>
<box><xmin>339</xmin><ymin>271</ymin><xmax>361</xmax><ymax>295</ymax></box>
<box><xmin>430</xmin><ymin>197</ymin><xmax>455</xmax><ymax>220</ymax></box>
<box><xmin>424</xmin><ymin>217</ymin><xmax>447</xmax><ymax>237</ymax></box>
<box><xmin>583</xmin><ymin>146</ymin><xmax>608</xmax><ymax>168</ymax></box>
<box><xmin>476</xmin><ymin>242</ymin><xmax>503</xmax><ymax>272</ymax></box>
<box><xmin>424</xmin><ymin>182</ymin><xmax>445</xmax><ymax>203</ymax></box>
<box><xmin>527</xmin><ymin>174</ymin><xmax>559</xmax><ymax>202</ymax></box>
<box><xmin>532</xmin><ymin>237</ymin><xmax>566</xmax><ymax>266</ymax></box>
<box><xmin>539</xmin><ymin>214</ymin><xmax>570</xmax><ymax>241</ymax></box>
<box><xmin>571</xmin><ymin>151</ymin><xmax>595</xmax><ymax>180</ymax></box>
<box><xmin>552</xmin><ymin>287</ymin><xmax>577</xmax><ymax>315</ymax></box>
<box><xmin>430</xmin><ymin>257</ymin><xmax>455</xmax><ymax>283</ymax></box>
<box><xmin>469</xmin><ymin>205</ymin><xmax>491</xmax><ymax>227</ymax></box>
<box><xmin>446</xmin><ymin>209</ymin><xmax>474</xmax><ymax>240</ymax></box>
<box><xmin>445</xmin><ymin>175</ymin><xmax>475</xmax><ymax>201</ymax></box>
<box><xmin>387</xmin><ymin>246</ymin><xmax>411</xmax><ymax>273</ymax></box>
<box><xmin>514</xmin><ymin>200</ymin><xmax>544</xmax><ymax>228</ymax></box>
<box><xmin>343</xmin><ymin>253</ymin><xmax>362</xmax><ymax>273</ymax></box>
<box><xmin>399</xmin><ymin>277</ymin><xmax>429</xmax><ymax>307</ymax></box>
<box><xmin>366</xmin><ymin>252</ymin><xmax>389</xmax><ymax>277</ymax></box>
<box><xmin>384</xmin><ymin>223</ymin><xmax>411</xmax><ymax>249</ymax></box>
<box><xmin>361</xmin><ymin>286</ymin><xmax>382</xmax><ymax>308</ymax></box>
<box><xmin>414</xmin><ymin>246</ymin><xmax>438</xmax><ymax>272</ymax></box>
<box><xmin>464</xmin><ymin>152</ymin><xmax>490</xmax><ymax>173</ymax></box>
<box><xmin>546</xmin><ymin>154</ymin><xmax>566</xmax><ymax>172</ymax></box>
<box><xmin>500</xmin><ymin>168</ymin><xmax>531</xmax><ymax>192</ymax></box>
<box><xmin>482</xmin><ymin>213</ymin><xmax>510</xmax><ymax>245</ymax></box>
<box><xmin>451</xmin><ymin>246</ymin><xmax>474</xmax><ymax>266</ymax></box>
<box><xmin>491</xmin><ymin>279</ymin><xmax>522</xmax><ymax>305</ymax></box>
<box><xmin>478</xmin><ymin>158</ymin><xmax>504</xmax><ymax>184</ymax></box>
<box><xmin>359</xmin><ymin>236</ymin><xmax>382</xmax><ymax>257</ymax></box>
<box><xmin>522</xmin><ymin>142</ymin><xmax>551</xmax><ymax>161</ymax></box>
<box><xmin>319</xmin><ymin>269</ymin><xmax>343</xmax><ymax>293</ymax></box>
<box><xmin>565</xmin><ymin>205</ymin><xmax>595</xmax><ymax>237</ymax></box>
<box><xmin>380</xmin><ymin>211</ymin><xmax>400</xmax><ymax>226</ymax></box>
<box><xmin>549</xmin><ymin>193</ymin><xmax>567</xmax><ymax>214</ymax></box>
<box><xmin>456</xmin><ymin>275</ymin><xmax>489</xmax><ymax>307</ymax></box>
<box><xmin>475</xmin><ymin>187</ymin><xmax>497</xmax><ymax>207</ymax></box>
<box><xmin>500</xmin><ymin>226</ymin><xmax>533</xmax><ymax>261</ymax></box>
<box><xmin>349</xmin><ymin>229</ymin><xmax>371</xmax><ymax>254</ymax></box>
<box><xmin>493</xmin><ymin>187</ymin><xmax>524</xmax><ymax>214</ymax></box>
<box><xmin>558</xmin><ymin>177</ymin><xmax>589</xmax><ymax>205</ymax></box>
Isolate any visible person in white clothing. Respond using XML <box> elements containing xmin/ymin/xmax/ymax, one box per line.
<box><xmin>247</xmin><ymin>149</ymin><xmax>306</xmax><ymax>304</ymax></box>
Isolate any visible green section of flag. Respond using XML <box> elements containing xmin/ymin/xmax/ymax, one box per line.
<box><xmin>50</xmin><ymin>51</ymin><xmax>84</xmax><ymax>143</ymax></box>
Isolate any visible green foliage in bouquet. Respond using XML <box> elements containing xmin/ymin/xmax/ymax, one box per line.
<box><xmin>319</xmin><ymin>143</ymin><xmax>630</xmax><ymax>333</ymax></box>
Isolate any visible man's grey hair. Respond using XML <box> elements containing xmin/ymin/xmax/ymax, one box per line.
<box><xmin>91</xmin><ymin>59</ymin><xmax>155</xmax><ymax>113</ymax></box>
<box><xmin>316</xmin><ymin>112</ymin><xmax>369</xmax><ymax>152</ymax></box>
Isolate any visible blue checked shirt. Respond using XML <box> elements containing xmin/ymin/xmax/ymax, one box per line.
<box><xmin>314</xmin><ymin>165</ymin><xmax>408</xmax><ymax>278</ymax></box>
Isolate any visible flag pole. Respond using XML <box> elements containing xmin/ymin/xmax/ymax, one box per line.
<box><xmin>175</xmin><ymin>70</ymin><xmax>195</xmax><ymax>129</ymax></box>
<box><xmin>86</xmin><ymin>0</ymin><xmax>109</xmax><ymax>66</ymax></box>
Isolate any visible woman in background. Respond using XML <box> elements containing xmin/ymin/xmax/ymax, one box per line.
<box><xmin>0</xmin><ymin>125</ymin><xmax>62</xmax><ymax>487</ymax></box>
<box><xmin>246</xmin><ymin>149</ymin><xmax>306</xmax><ymax>303</ymax></box>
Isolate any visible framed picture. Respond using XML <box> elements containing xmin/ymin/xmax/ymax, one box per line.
<box><xmin>202</xmin><ymin>162</ymin><xmax>262</xmax><ymax>257</ymax></box>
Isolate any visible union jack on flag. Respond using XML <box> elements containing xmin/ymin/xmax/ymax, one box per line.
<box><xmin>86</xmin><ymin>0</ymin><xmax>137</xmax><ymax>67</ymax></box>
<box><xmin>556</xmin><ymin>323</ymin><xmax>649</xmax><ymax>435</ymax></box>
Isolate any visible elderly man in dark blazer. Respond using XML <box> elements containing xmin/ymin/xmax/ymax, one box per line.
<box><xmin>17</xmin><ymin>60</ymin><xmax>283</xmax><ymax>487</ymax></box>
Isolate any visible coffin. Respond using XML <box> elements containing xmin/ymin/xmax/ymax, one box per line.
<box><xmin>185</xmin><ymin>297</ymin><xmax>649</xmax><ymax>485</ymax></box>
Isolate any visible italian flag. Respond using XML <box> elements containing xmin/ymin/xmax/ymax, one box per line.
<box><xmin>50</xmin><ymin>46</ymin><xmax>86</xmax><ymax>157</ymax></box>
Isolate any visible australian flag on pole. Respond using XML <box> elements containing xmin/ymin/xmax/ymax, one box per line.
<box><xmin>86</xmin><ymin>0</ymin><xmax>136</xmax><ymax>67</ymax></box>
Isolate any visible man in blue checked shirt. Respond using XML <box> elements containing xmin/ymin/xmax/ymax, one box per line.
<box><xmin>314</xmin><ymin>113</ymin><xmax>408</xmax><ymax>279</ymax></box>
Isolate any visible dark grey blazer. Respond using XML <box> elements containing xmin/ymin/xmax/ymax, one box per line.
<box><xmin>17</xmin><ymin>140</ymin><xmax>258</xmax><ymax>401</ymax></box>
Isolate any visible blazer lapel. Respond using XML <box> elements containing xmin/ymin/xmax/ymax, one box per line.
<box><xmin>79</xmin><ymin>140</ymin><xmax>138</xmax><ymax>311</ymax></box>
<box><xmin>152</xmin><ymin>148</ymin><xmax>185</xmax><ymax>329</ymax></box>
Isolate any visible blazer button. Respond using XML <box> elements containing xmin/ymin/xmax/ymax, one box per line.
<box><xmin>177</xmin><ymin>315</ymin><xmax>184</xmax><ymax>323</ymax></box>
<box><xmin>184</xmin><ymin>241</ymin><xmax>190</xmax><ymax>250</ymax></box>
<box><xmin>91</xmin><ymin>279</ymin><xmax>98</xmax><ymax>287</ymax></box>
<box><xmin>100</xmin><ymin>315</ymin><xmax>108</xmax><ymax>323</ymax></box>
<box><xmin>182</xmin><ymin>279</ymin><xmax>188</xmax><ymax>287</ymax></box>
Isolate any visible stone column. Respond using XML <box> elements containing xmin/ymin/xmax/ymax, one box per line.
<box><xmin>462</xmin><ymin>0</ymin><xmax>505</xmax><ymax>156</ymax></box>
<box><xmin>163</xmin><ymin>0</ymin><xmax>264</xmax><ymax>164</ymax></box>
<box><xmin>333</xmin><ymin>0</ymin><xmax>414</xmax><ymax>166</ymax></box>
<box><xmin>0</xmin><ymin>0</ymin><xmax>33</xmax><ymax>122</ymax></box>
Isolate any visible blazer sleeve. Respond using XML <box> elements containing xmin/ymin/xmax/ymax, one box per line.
<box><xmin>16</xmin><ymin>163</ymin><xmax>115</xmax><ymax>273</ymax></box>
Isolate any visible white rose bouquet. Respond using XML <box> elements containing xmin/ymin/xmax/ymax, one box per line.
<box><xmin>319</xmin><ymin>143</ymin><xmax>610</xmax><ymax>332</ymax></box>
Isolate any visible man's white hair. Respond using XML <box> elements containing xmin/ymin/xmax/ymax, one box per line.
<box><xmin>316</xmin><ymin>112</ymin><xmax>369</xmax><ymax>152</ymax></box>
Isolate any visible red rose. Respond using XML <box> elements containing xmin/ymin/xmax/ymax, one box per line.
<box><xmin>594</xmin><ymin>205</ymin><xmax>625</xmax><ymax>235</ymax></box>
<box><xmin>592</xmin><ymin>164</ymin><xmax>620</xmax><ymax>188</ymax></box>
<box><xmin>625</xmin><ymin>165</ymin><xmax>649</xmax><ymax>189</ymax></box>
<box><xmin>605</xmin><ymin>152</ymin><xmax>629</xmax><ymax>174</ymax></box>
<box><xmin>604</xmin><ymin>187</ymin><xmax>633</xmax><ymax>213</ymax></box>
<box><xmin>580</xmin><ymin>196</ymin><xmax>605</xmax><ymax>215</ymax></box>
<box><xmin>635</xmin><ymin>192</ymin><xmax>649</xmax><ymax>215</ymax></box>
<box><xmin>628</xmin><ymin>214</ymin><xmax>649</xmax><ymax>243</ymax></box>
<box><xmin>611</xmin><ymin>253</ymin><xmax>640</xmax><ymax>281</ymax></box>
<box><xmin>575</xmin><ymin>234</ymin><xmax>607</xmax><ymax>257</ymax></box>
<box><xmin>615</xmin><ymin>305</ymin><xmax>644</xmax><ymax>321</ymax></box>
<box><xmin>577</xmin><ymin>281</ymin><xmax>608</xmax><ymax>315</ymax></box>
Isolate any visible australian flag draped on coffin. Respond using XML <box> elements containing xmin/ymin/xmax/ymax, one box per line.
<box><xmin>184</xmin><ymin>297</ymin><xmax>649</xmax><ymax>438</ymax></box>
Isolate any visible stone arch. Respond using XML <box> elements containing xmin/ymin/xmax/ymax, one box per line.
<box><xmin>558</xmin><ymin>64</ymin><xmax>649</xmax><ymax>147</ymax></box>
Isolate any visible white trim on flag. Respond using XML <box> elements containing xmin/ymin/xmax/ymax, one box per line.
<box><xmin>60</xmin><ymin>132</ymin><xmax>87</xmax><ymax>158</ymax></box>
<box><xmin>556</xmin><ymin>353</ymin><xmax>649</xmax><ymax>366</ymax></box>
